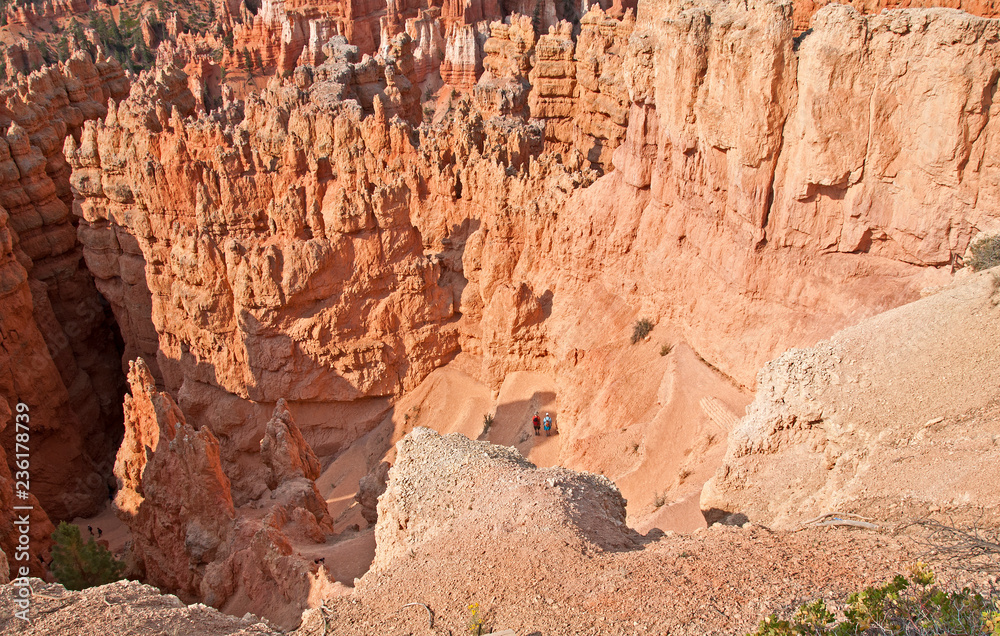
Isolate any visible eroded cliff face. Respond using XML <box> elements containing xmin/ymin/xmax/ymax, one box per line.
<box><xmin>0</xmin><ymin>52</ymin><xmax>129</xmax><ymax>523</ymax></box>
<box><xmin>68</xmin><ymin>32</ymin><xmax>599</xmax><ymax>502</ymax></box>
<box><xmin>70</xmin><ymin>1</ymin><xmax>1000</xmax><ymax>513</ymax></box>
<box><xmin>562</xmin><ymin>0</ymin><xmax>1000</xmax><ymax>386</ymax></box>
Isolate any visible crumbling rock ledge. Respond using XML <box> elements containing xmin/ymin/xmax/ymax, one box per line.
<box><xmin>0</xmin><ymin>579</ymin><xmax>282</xmax><ymax>636</ymax></box>
<box><xmin>371</xmin><ymin>427</ymin><xmax>640</xmax><ymax>573</ymax></box>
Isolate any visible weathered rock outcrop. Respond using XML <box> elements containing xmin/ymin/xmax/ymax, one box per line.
<box><xmin>259</xmin><ymin>399</ymin><xmax>335</xmax><ymax>538</ymax></box>
<box><xmin>440</xmin><ymin>23</ymin><xmax>483</xmax><ymax>88</ymax></box>
<box><xmin>114</xmin><ymin>358</ymin><xmax>236</xmax><ymax>598</ymax></box>
<box><xmin>571</xmin><ymin>6</ymin><xmax>633</xmax><ymax>169</ymax></box>
<box><xmin>371</xmin><ymin>427</ymin><xmax>638</xmax><ymax>572</ymax></box>
<box><xmin>0</xmin><ymin>52</ymin><xmax>129</xmax><ymax>522</ymax></box>
<box><xmin>701</xmin><ymin>270</ymin><xmax>1000</xmax><ymax>528</ymax></box>
<box><xmin>261</xmin><ymin>399</ymin><xmax>323</xmax><ymax>489</ymax></box>
<box><xmin>113</xmin><ymin>358</ymin><xmax>335</xmax><ymax>629</ymax></box>
<box><xmin>0</xmin><ymin>578</ymin><xmax>284</xmax><ymax>635</ymax></box>
<box><xmin>405</xmin><ymin>8</ymin><xmax>446</xmax><ymax>83</ymax></box>
<box><xmin>473</xmin><ymin>15</ymin><xmax>535</xmax><ymax>118</ymax></box>
<box><xmin>2</xmin><ymin>39</ymin><xmax>47</xmax><ymax>77</ymax></box>
<box><xmin>528</xmin><ymin>21</ymin><xmax>577</xmax><ymax>146</ymax></box>
<box><xmin>354</xmin><ymin>459</ymin><xmax>390</xmax><ymax>524</ymax></box>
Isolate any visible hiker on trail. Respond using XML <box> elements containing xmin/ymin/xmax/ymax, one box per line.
<box><xmin>543</xmin><ymin>413</ymin><xmax>553</xmax><ymax>436</ymax></box>
<box><xmin>532</xmin><ymin>412</ymin><xmax>541</xmax><ymax>436</ymax></box>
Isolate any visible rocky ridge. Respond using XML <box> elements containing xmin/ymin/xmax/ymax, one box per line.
<box><xmin>0</xmin><ymin>578</ymin><xmax>283</xmax><ymax>635</ymax></box>
<box><xmin>702</xmin><ymin>270</ymin><xmax>1000</xmax><ymax>528</ymax></box>
<box><xmin>371</xmin><ymin>427</ymin><xmax>639</xmax><ymax>573</ymax></box>
<box><xmin>302</xmin><ymin>428</ymin><xmax>994</xmax><ymax>635</ymax></box>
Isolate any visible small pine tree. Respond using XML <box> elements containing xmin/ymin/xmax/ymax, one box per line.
<box><xmin>69</xmin><ymin>18</ymin><xmax>86</xmax><ymax>45</ymax></box>
<box><xmin>37</xmin><ymin>40</ymin><xmax>54</xmax><ymax>65</ymax></box>
<box><xmin>242</xmin><ymin>46</ymin><xmax>253</xmax><ymax>75</ymax></box>
<box><xmin>49</xmin><ymin>521</ymin><xmax>125</xmax><ymax>591</ymax></box>
<box><xmin>56</xmin><ymin>36</ymin><xmax>69</xmax><ymax>62</ymax></box>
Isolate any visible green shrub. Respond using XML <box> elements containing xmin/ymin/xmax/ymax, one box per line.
<box><xmin>50</xmin><ymin>521</ymin><xmax>125</xmax><ymax>591</ymax></box>
<box><xmin>631</xmin><ymin>318</ymin><xmax>653</xmax><ymax>344</ymax></box>
<box><xmin>660</xmin><ymin>343</ymin><xmax>673</xmax><ymax>356</ymax></box>
<box><xmin>969</xmin><ymin>234</ymin><xmax>1000</xmax><ymax>271</ymax></box>
<box><xmin>750</xmin><ymin>564</ymin><xmax>1000</xmax><ymax>636</ymax></box>
<box><xmin>482</xmin><ymin>413</ymin><xmax>494</xmax><ymax>436</ymax></box>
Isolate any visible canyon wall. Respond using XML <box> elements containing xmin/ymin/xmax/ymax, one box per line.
<box><xmin>70</xmin><ymin>1</ymin><xmax>1000</xmax><ymax>509</ymax></box>
<box><xmin>0</xmin><ymin>52</ymin><xmax>129</xmax><ymax>525</ymax></box>
<box><xmin>588</xmin><ymin>0</ymin><xmax>1000</xmax><ymax>386</ymax></box>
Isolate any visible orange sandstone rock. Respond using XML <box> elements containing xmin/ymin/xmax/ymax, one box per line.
<box><xmin>528</xmin><ymin>21</ymin><xmax>576</xmax><ymax>143</ymax></box>
<box><xmin>114</xmin><ymin>358</ymin><xmax>235</xmax><ymax>598</ymax></box>
<box><xmin>441</xmin><ymin>23</ymin><xmax>481</xmax><ymax>88</ymax></box>
<box><xmin>474</xmin><ymin>15</ymin><xmax>535</xmax><ymax>118</ymax></box>
<box><xmin>114</xmin><ymin>358</ymin><xmax>334</xmax><ymax>628</ymax></box>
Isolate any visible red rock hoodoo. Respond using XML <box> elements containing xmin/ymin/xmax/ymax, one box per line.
<box><xmin>114</xmin><ymin>358</ymin><xmax>337</xmax><ymax>630</ymax></box>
